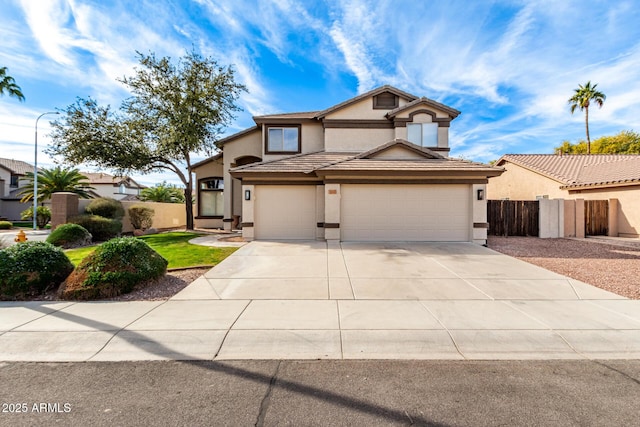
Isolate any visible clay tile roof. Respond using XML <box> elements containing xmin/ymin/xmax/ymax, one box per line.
<box><xmin>253</xmin><ymin>111</ymin><xmax>319</xmax><ymax>120</ymax></box>
<box><xmin>496</xmin><ymin>154</ymin><xmax>640</xmax><ymax>188</ymax></box>
<box><xmin>0</xmin><ymin>158</ymin><xmax>34</xmax><ymax>175</ymax></box>
<box><xmin>230</xmin><ymin>151</ymin><xmax>356</xmax><ymax>174</ymax></box>
<box><xmin>318</xmin><ymin>157</ymin><xmax>501</xmax><ymax>174</ymax></box>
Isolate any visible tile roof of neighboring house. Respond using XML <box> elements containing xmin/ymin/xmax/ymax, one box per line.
<box><xmin>0</xmin><ymin>158</ymin><xmax>34</xmax><ymax>175</ymax></box>
<box><xmin>496</xmin><ymin>154</ymin><xmax>640</xmax><ymax>189</ymax></box>
<box><xmin>83</xmin><ymin>172</ymin><xmax>145</xmax><ymax>188</ymax></box>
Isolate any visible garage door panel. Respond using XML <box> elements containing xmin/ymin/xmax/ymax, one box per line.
<box><xmin>255</xmin><ymin>186</ymin><xmax>317</xmax><ymax>240</ymax></box>
<box><xmin>341</xmin><ymin>184</ymin><xmax>470</xmax><ymax>242</ymax></box>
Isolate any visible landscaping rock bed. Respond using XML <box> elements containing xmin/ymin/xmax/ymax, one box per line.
<box><xmin>488</xmin><ymin>236</ymin><xmax>640</xmax><ymax>299</ymax></box>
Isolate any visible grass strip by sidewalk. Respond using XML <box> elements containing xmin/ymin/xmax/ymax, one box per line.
<box><xmin>65</xmin><ymin>232</ymin><xmax>237</xmax><ymax>270</ymax></box>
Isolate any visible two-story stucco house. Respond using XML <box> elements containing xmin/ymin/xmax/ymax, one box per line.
<box><xmin>193</xmin><ymin>86</ymin><xmax>503</xmax><ymax>244</ymax></box>
<box><xmin>0</xmin><ymin>158</ymin><xmax>35</xmax><ymax>220</ymax></box>
<box><xmin>82</xmin><ymin>172</ymin><xmax>145</xmax><ymax>201</ymax></box>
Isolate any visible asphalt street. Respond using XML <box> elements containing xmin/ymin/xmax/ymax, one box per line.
<box><xmin>1</xmin><ymin>360</ymin><xmax>639</xmax><ymax>426</ymax></box>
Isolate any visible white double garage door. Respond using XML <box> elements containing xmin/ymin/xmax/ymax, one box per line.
<box><xmin>254</xmin><ymin>184</ymin><xmax>471</xmax><ymax>241</ymax></box>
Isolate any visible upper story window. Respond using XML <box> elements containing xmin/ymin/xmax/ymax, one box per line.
<box><xmin>10</xmin><ymin>175</ymin><xmax>19</xmax><ymax>188</ymax></box>
<box><xmin>373</xmin><ymin>92</ymin><xmax>399</xmax><ymax>109</ymax></box>
<box><xmin>407</xmin><ymin>123</ymin><xmax>438</xmax><ymax>147</ymax></box>
<box><xmin>266</xmin><ymin>125</ymin><xmax>301</xmax><ymax>153</ymax></box>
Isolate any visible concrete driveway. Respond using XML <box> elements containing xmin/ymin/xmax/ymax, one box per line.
<box><xmin>1</xmin><ymin>240</ymin><xmax>640</xmax><ymax>361</ymax></box>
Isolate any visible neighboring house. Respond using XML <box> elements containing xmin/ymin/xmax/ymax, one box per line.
<box><xmin>0</xmin><ymin>158</ymin><xmax>35</xmax><ymax>220</ymax></box>
<box><xmin>487</xmin><ymin>154</ymin><xmax>640</xmax><ymax>237</ymax></box>
<box><xmin>193</xmin><ymin>85</ymin><xmax>503</xmax><ymax>244</ymax></box>
<box><xmin>83</xmin><ymin>172</ymin><xmax>146</xmax><ymax>201</ymax></box>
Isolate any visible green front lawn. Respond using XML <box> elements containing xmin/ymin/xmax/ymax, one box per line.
<box><xmin>65</xmin><ymin>232</ymin><xmax>237</xmax><ymax>270</ymax></box>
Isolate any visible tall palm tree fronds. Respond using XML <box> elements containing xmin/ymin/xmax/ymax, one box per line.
<box><xmin>18</xmin><ymin>166</ymin><xmax>95</xmax><ymax>203</ymax></box>
<box><xmin>568</xmin><ymin>81</ymin><xmax>606</xmax><ymax>154</ymax></box>
<box><xmin>0</xmin><ymin>66</ymin><xmax>25</xmax><ymax>101</ymax></box>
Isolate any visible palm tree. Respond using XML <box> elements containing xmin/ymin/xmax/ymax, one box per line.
<box><xmin>0</xmin><ymin>66</ymin><xmax>25</xmax><ymax>101</ymax></box>
<box><xmin>140</xmin><ymin>181</ymin><xmax>185</xmax><ymax>203</ymax></box>
<box><xmin>568</xmin><ymin>81</ymin><xmax>606</xmax><ymax>154</ymax></box>
<box><xmin>18</xmin><ymin>166</ymin><xmax>95</xmax><ymax>203</ymax></box>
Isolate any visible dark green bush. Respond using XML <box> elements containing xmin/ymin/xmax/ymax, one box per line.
<box><xmin>0</xmin><ymin>242</ymin><xmax>74</xmax><ymax>299</ymax></box>
<box><xmin>85</xmin><ymin>197</ymin><xmax>124</xmax><ymax>219</ymax></box>
<box><xmin>0</xmin><ymin>221</ymin><xmax>12</xmax><ymax>230</ymax></box>
<box><xmin>128</xmin><ymin>205</ymin><xmax>154</xmax><ymax>230</ymax></box>
<box><xmin>59</xmin><ymin>237</ymin><xmax>167</xmax><ymax>300</ymax></box>
<box><xmin>20</xmin><ymin>206</ymin><xmax>51</xmax><ymax>229</ymax></box>
<box><xmin>46</xmin><ymin>223</ymin><xmax>92</xmax><ymax>249</ymax></box>
<box><xmin>68</xmin><ymin>214</ymin><xmax>122</xmax><ymax>241</ymax></box>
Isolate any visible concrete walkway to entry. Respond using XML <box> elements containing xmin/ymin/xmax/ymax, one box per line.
<box><xmin>1</xmin><ymin>241</ymin><xmax>639</xmax><ymax>361</ymax></box>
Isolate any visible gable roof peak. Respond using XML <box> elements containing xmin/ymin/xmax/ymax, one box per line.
<box><xmin>314</xmin><ymin>85</ymin><xmax>419</xmax><ymax>119</ymax></box>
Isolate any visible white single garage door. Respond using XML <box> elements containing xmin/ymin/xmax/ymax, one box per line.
<box><xmin>255</xmin><ymin>185</ymin><xmax>317</xmax><ymax>239</ymax></box>
<box><xmin>341</xmin><ymin>184</ymin><xmax>471</xmax><ymax>241</ymax></box>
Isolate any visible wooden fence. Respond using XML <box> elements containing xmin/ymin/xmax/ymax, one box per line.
<box><xmin>487</xmin><ymin>200</ymin><xmax>539</xmax><ymax>237</ymax></box>
<box><xmin>585</xmin><ymin>200</ymin><xmax>608</xmax><ymax>236</ymax></box>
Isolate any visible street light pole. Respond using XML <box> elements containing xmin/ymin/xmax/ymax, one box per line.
<box><xmin>34</xmin><ymin>111</ymin><xmax>59</xmax><ymax>230</ymax></box>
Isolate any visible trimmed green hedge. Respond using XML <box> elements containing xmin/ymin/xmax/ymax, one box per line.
<box><xmin>0</xmin><ymin>221</ymin><xmax>12</xmax><ymax>230</ymax></box>
<box><xmin>68</xmin><ymin>214</ymin><xmax>122</xmax><ymax>242</ymax></box>
<box><xmin>47</xmin><ymin>223</ymin><xmax>92</xmax><ymax>249</ymax></box>
<box><xmin>59</xmin><ymin>237</ymin><xmax>167</xmax><ymax>300</ymax></box>
<box><xmin>85</xmin><ymin>197</ymin><xmax>124</xmax><ymax>219</ymax></box>
<box><xmin>0</xmin><ymin>242</ymin><xmax>74</xmax><ymax>299</ymax></box>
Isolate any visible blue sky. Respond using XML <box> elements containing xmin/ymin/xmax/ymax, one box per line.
<box><xmin>1</xmin><ymin>0</ymin><xmax>640</xmax><ymax>186</ymax></box>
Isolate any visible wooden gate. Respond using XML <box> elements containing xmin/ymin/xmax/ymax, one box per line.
<box><xmin>487</xmin><ymin>200</ymin><xmax>539</xmax><ymax>237</ymax></box>
<box><xmin>585</xmin><ymin>200</ymin><xmax>608</xmax><ymax>236</ymax></box>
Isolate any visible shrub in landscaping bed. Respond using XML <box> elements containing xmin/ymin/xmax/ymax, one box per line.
<box><xmin>46</xmin><ymin>223</ymin><xmax>92</xmax><ymax>249</ymax></box>
<box><xmin>0</xmin><ymin>221</ymin><xmax>12</xmax><ymax>229</ymax></box>
<box><xmin>20</xmin><ymin>206</ymin><xmax>51</xmax><ymax>229</ymax></box>
<box><xmin>68</xmin><ymin>214</ymin><xmax>122</xmax><ymax>241</ymax></box>
<box><xmin>85</xmin><ymin>197</ymin><xmax>124</xmax><ymax>219</ymax></box>
<box><xmin>59</xmin><ymin>237</ymin><xmax>168</xmax><ymax>300</ymax></box>
<box><xmin>0</xmin><ymin>242</ymin><xmax>74</xmax><ymax>299</ymax></box>
<box><xmin>128</xmin><ymin>204</ymin><xmax>154</xmax><ymax>231</ymax></box>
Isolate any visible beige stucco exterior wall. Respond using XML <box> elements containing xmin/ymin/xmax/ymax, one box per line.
<box><xmin>219</xmin><ymin>129</ymin><xmax>261</xmax><ymax>230</ymax></box>
<box><xmin>193</xmin><ymin>157</ymin><xmax>224</xmax><ymax>229</ymax></box>
<box><xmin>261</xmin><ymin>122</ymin><xmax>324</xmax><ymax>162</ymax></box>
<box><xmin>324</xmin><ymin>97</ymin><xmax>409</xmax><ymax>120</ymax></box>
<box><xmin>119</xmin><ymin>201</ymin><xmax>186</xmax><ymax>233</ymax></box>
<box><xmin>324</xmin><ymin>128</ymin><xmax>395</xmax><ymax>151</ymax></box>
<box><xmin>486</xmin><ymin>163</ymin><xmax>566</xmax><ymax>200</ymax></box>
<box><xmin>472</xmin><ymin>183</ymin><xmax>487</xmax><ymax>244</ymax></box>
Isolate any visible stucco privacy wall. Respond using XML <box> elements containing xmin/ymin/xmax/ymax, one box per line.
<box><xmin>567</xmin><ymin>186</ymin><xmax>639</xmax><ymax>237</ymax></box>
<box><xmin>76</xmin><ymin>199</ymin><xmax>186</xmax><ymax>233</ymax></box>
<box><xmin>487</xmin><ymin>163</ymin><xmax>640</xmax><ymax>237</ymax></box>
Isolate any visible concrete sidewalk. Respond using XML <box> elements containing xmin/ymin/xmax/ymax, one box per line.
<box><xmin>1</xmin><ymin>241</ymin><xmax>639</xmax><ymax>361</ymax></box>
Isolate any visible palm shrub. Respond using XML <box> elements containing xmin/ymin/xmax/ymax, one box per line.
<box><xmin>20</xmin><ymin>206</ymin><xmax>51</xmax><ymax>229</ymax></box>
<box><xmin>0</xmin><ymin>242</ymin><xmax>74</xmax><ymax>299</ymax></box>
<box><xmin>68</xmin><ymin>214</ymin><xmax>122</xmax><ymax>241</ymax></box>
<box><xmin>46</xmin><ymin>223</ymin><xmax>92</xmax><ymax>248</ymax></box>
<box><xmin>128</xmin><ymin>205</ymin><xmax>154</xmax><ymax>231</ymax></box>
<box><xmin>59</xmin><ymin>237</ymin><xmax>167</xmax><ymax>300</ymax></box>
<box><xmin>85</xmin><ymin>197</ymin><xmax>124</xmax><ymax>219</ymax></box>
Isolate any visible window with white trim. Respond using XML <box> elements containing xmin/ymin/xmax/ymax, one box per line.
<box><xmin>266</xmin><ymin>126</ymin><xmax>300</xmax><ymax>153</ymax></box>
<box><xmin>407</xmin><ymin>123</ymin><xmax>438</xmax><ymax>147</ymax></box>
